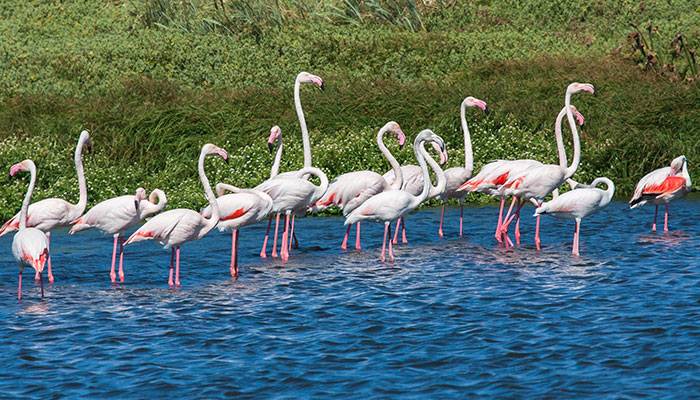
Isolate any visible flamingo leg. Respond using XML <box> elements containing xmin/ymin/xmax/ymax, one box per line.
<box><xmin>260</xmin><ymin>216</ymin><xmax>272</xmax><ymax>258</ymax></box>
<box><xmin>534</xmin><ymin>215</ymin><xmax>541</xmax><ymax>250</ymax></box>
<box><xmin>17</xmin><ymin>270</ymin><xmax>22</xmax><ymax>301</ymax></box>
<box><xmin>292</xmin><ymin>219</ymin><xmax>299</xmax><ymax>249</ymax></box>
<box><xmin>355</xmin><ymin>222</ymin><xmax>361</xmax><ymax>250</ymax></box>
<box><xmin>401</xmin><ymin>218</ymin><xmax>408</xmax><ymax>244</ymax></box>
<box><xmin>501</xmin><ymin>199</ymin><xmax>523</xmax><ymax>248</ymax></box>
<box><xmin>459</xmin><ymin>201</ymin><xmax>464</xmax><ymax>237</ymax></box>
<box><xmin>174</xmin><ymin>246</ymin><xmax>181</xmax><ymax>287</ymax></box>
<box><xmin>168</xmin><ymin>248</ymin><xmax>175</xmax><ymax>287</ymax></box>
<box><xmin>498</xmin><ymin>198</ymin><xmax>517</xmax><ymax>243</ymax></box>
<box><xmin>389</xmin><ymin>226</ymin><xmax>396</xmax><ymax>262</ymax></box>
<box><xmin>39</xmin><ymin>270</ymin><xmax>44</xmax><ymax>298</ymax></box>
<box><xmin>272</xmin><ymin>213</ymin><xmax>280</xmax><ymax>258</ymax></box>
<box><xmin>438</xmin><ymin>205</ymin><xmax>445</xmax><ymax>238</ymax></box>
<box><xmin>46</xmin><ymin>232</ymin><xmax>54</xmax><ymax>284</ymax></box>
<box><xmin>652</xmin><ymin>205</ymin><xmax>658</xmax><ymax>232</ymax></box>
<box><xmin>392</xmin><ymin>218</ymin><xmax>401</xmax><ymax>245</ymax></box>
<box><xmin>381</xmin><ymin>222</ymin><xmax>389</xmax><ymax>262</ymax></box>
<box><xmin>495</xmin><ymin>197</ymin><xmax>505</xmax><ymax>240</ymax></box>
<box><xmin>664</xmin><ymin>204</ymin><xmax>669</xmax><ymax>232</ymax></box>
<box><xmin>341</xmin><ymin>224</ymin><xmax>351</xmax><ymax>250</ymax></box>
<box><xmin>230</xmin><ymin>229</ymin><xmax>239</xmax><ymax>278</ymax></box>
<box><xmin>110</xmin><ymin>234</ymin><xmax>118</xmax><ymax>283</ymax></box>
<box><xmin>281</xmin><ymin>213</ymin><xmax>290</xmax><ymax>262</ymax></box>
<box><xmin>572</xmin><ymin>218</ymin><xmax>581</xmax><ymax>256</ymax></box>
<box><xmin>515</xmin><ymin>216</ymin><xmax>521</xmax><ymax>246</ymax></box>
<box><xmin>289</xmin><ymin>215</ymin><xmax>295</xmax><ymax>251</ymax></box>
<box><xmin>118</xmin><ymin>236</ymin><xmax>125</xmax><ymax>282</ymax></box>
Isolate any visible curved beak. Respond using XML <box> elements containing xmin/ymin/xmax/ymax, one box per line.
<box><xmin>319</xmin><ymin>82</ymin><xmax>325</xmax><ymax>91</ymax></box>
<box><xmin>268</xmin><ymin>142</ymin><xmax>275</xmax><ymax>153</ymax></box>
<box><xmin>484</xmin><ymin>106</ymin><xmax>491</xmax><ymax>115</ymax></box>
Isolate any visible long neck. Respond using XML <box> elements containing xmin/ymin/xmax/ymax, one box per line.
<box><xmin>564</xmin><ymin>92</ymin><xmax>581</xmax><ymax>178</ymax></box>
<box><xmin>140</xmin><ymin>189</ymin><xmax>167</xmax><ymax>217</ymax></box>
<box><xmin>295</xmin><ymin>167</ymin><xmax>328</xmax><ymax>201</ymax></box>
<box><xmin>198</xmin><ymin>153</ymin><xmax>219</xmax><ymax>235</ymax></box>
<box><xmin>408</xmin><ymin>140</ymin><xmax>432</xmax><ymax>209</ymax></box>
<box><xmin>19</xmin><ymin>164</ymin><xmax>37</xmax><ymax>230</ymax></box>
<box><xmin>593</xmin><ymin>177</ymin><xmax>615</xmax><ymax>204</ymax></box>
<box><xmin>425</xmin><ymin>147</ymin><xmax>446</xmax><ymax>198</ymax></box>
<box><xmin>378</xmin><ymin>128</ymin><xmax>403</xmax><ymax>190</ymax></box>
<box><xmin>295</xmin><ymin>78</ymin><xmax>312</xmax><ymax>169</ymax></box>
<box><xmin>460</xmin><ymin>102</ymin><xmax>474</xmax><ymax>175</ymax></box>
<box><xmin>682</xmin><ymin>161</ymin><xmax>692</xmax><ymax>188</ymax></box>
<box><xmin>554</xmin><ymin>107</ymin><xmax>568</xmax><ymax>169</ymax></box>
<box><xmin>270</xmin><ymin>138</ymin><xmax>283</xmax><ymax>178</ymax></box>
<box><xmin>75</xmin><ymin>139</ymin><xmax>88</xmax><ymax>213</ymax></box>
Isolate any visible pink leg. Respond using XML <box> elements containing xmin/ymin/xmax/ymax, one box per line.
<box><xmin>355</xmin><ymin>222</ymin><xmax>361</xmax><ymax>250</ymax></box>
<box><xmin>17</xmin><ymin>271</ymin><xmax>22</xmax><ymax>301</ymax></box>
<box><xmin>174</xmin><ymin>246</ymin><xmax>181</xmax><ymax>286</ymax></box>
<box><xmin>438</xmin><ymin>205</ymin><xmax>445</xmax><ymax>238</ymax></box>
<box><xmin>652</xmin><ymin>205</ymin><xmax>658</xmax><ymax>232</ymax></box>
<box><xmin>288</xmin><ymin>215</ymin><xmax>295</xmax><ymax>251</ymax></box>
<box><xmin>341</xmin><ymin>224</ymin><xmax>351</xmax><ymax>250</ymax></box>
<box><xmin>515</xmin><ymin>216</ymin><xmax>521</xmax><ymax>246</ymax></box>
<box><xmin>118</xmin><ymin>237</ymin><xmax>125</xmax><ymax>282</ymax></box>
<box><xmin>534</xmin><ymin>204</ymin><xmax>542</xmax><ymax>250</ymax></box>
<box><xmin>260</xmin><ymin>216</ymin><xmax>272</xmax><ymax>258</ymax></box>
<box><xmin>46</xmin><ymin>232</ymin><xmax>54</xmax><ymax>284</ymax></box>
<box><xmin>389</xmin><ymin>228</ymin><xmax>395</xmax><ymax>262</ymax></box>
<box><xmin>401</xmin><ymin>218</ymin><xmax>408</xmax><ymax>244</ymax></box>
<box><xmin>281</xmin><ymin>213</ymin><xmax>290</xmax><ymax>262</ymax></box>
<box><xmin>498</xmin><ymin>198</ymin><xmax>517</xmax><ymax>243</ymax></box>
<box><xmin>664</xmin><ymin>204</ymin><xmax>669</xmax><ymax>232</ymax></box>
<box><xmin>501</xmin><ymin>199</ymin><xmax>524</xmax><ymax>248</ymax></box>
<box><xmin>230</xmin><ymin>229</ymin><xmax>239</xmax><ymax>278</ymax></box>
<box><xmin>459</xmin><ymin>202</ymin><xmax>464</xmax><ymax>237</ymax></box>
<box><xmin>168</xmin><ymin>248</ymin><xmax>175</xmax><ymax>287</ymax></box>
<box><xmin>495</xmin><ymin>197</ymin><xmax>505</xmax><ymax>240</ymax></box>
<box><xmin>109</xmin><ymin>234</ymin><xmax>118</xmax><ymax>283</ymax></box>
<box><xmin>272</xmin><ymin>213</ymin><xmax>280</xmax><ymax>258</ymax></box>
<box><xmin>381</xmin><ymin>222</ymin><xmax>389</xmax><ymax>262</ymax></box>
<box><xmin>392</xmin><ymin>218</ymin><xmax>401</xmax><ymax>245</ymax></box>
<box><xmin>572</xmin><ymin>219</ymin><xmax>581</xmax><ymax>256</ymax></box>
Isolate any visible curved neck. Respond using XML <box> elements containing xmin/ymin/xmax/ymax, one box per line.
<box><xmin>270</xmin><ymin>138</ymin><xmax>283</xmax><ymax>178</ymax></box>
<box><xmin>592</xmin><ymin>177</ymin><xmax>615</xmax><ymax>203</ymax></box>
<box><xmin>554</xmin><ymin>107</ymin><xmax>568</xmax><ymax>169</ymax></box>
<box><xmin>19</xmin><ymin>164</ymin><xmax>37</xmax><ymax>230</ymax></box>
<box><xmin>682</xmin><ymin>161</ymin><xmax>692</xmax><ymax>188</ymax></box>
<box><xmin>140</xmin><ymin>189</ymin><xmax>167</xmax><ymax>218</ymax></box>
<box><xmin>407</xmin><ymin>140</ymin><xmax>432</xmax><ymax>209</ymax></box>
<box><xmin>425</xmin><ymin>146</ymin><xmax>446</xmax><ymax>198</ymax></box>
<box><xmin>460</xmin><ymin>102</ymin><xmax>474</xmax><ymax>175</ymax></box>
<box><xmin>564</xmin><ymin>92</ymin><xmax>581</xmax><ymax>178</ymax></box>
<box><xmin>377</xmin><ymin>127</ymin><xmax>403</xmax><ymax>190</ymax></box>
<box><xmin>295</xmin><ymin>167</ymin><xmax>328</xmax><ymax>200</ymax></box>
<box><xmin>198</xmin><ymin>152</ymin><xmax>219</xmax><ymax>234</ymax></box>
<box><xmin>75</xmin><ymin>138</ymin><xmax>88</xmax><ymax>213</ymax></box>
<box><xmin>294</xmin><ymin>78</ymin><xmax>312</xmax><ymax>169</ymax></box>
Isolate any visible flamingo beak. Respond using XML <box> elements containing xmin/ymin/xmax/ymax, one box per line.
<box><xmin>484</xmin><ymin>106</ymin><xmax>490</xmax><ymax>115</ymax></box>
<box><xmin>319</xmin><ymin>82</ymin><xmax>325</xmax><ymax>91</ymax></box>
<box><xmin>268</xmin><ymin>142</ymin><xmax>274</xmax><ymax>153</ymax></box>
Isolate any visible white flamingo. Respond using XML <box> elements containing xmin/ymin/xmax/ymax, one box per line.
<box><xmin>0</xmin><ymin>130</ymin><xmax>91</xmax><ymax>283</ymax></box>
<box><xmin>10</xmin><ymin>160</ymin><xmax>49</xmax><ymax>301</ymax></box>
<box><xmin>124</xmin><ymin>144</ymin><xmax>228</xmax><ymax>286</ymax></box>
<box><xmin>629</xmin><ymin>155</ymin><xmax>691</xmax><ymax>232</ymax></box>
<box><xmin>69</xmin><ymin>188</ymin><xmax>168</xmax><ymax>282</ymax></box>
<box><xmin>313</xmin><ymin>121</ymin><xmax>406</xmax><ymax>250</ymax></box>
<box><xmin>345</xmin><ymin>129</ymin><xmax>446</xmax><ymax>262</ymax></box>
<box><xmin>535</xmin><ymin>177</ymin><xmax>615</xmax><ymax>255</ymax></box>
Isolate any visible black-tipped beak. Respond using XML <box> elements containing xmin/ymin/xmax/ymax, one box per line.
<box><xmin>484</xmin><ymin>106</ymin><xmax>491</xmax><ymax>115</ymax></box>
<box><xmin>268</xmin><ymin>143</ymin><xmax>274</xmax><ymax>153</ymax></box>
<box><xmin>319</xmin><ymin>82</ymin><xmax>325</xmax><ymax>91</ymax></box>
<box><xmin>399</xmin><ymin>143</ymin><xmax>405</xmax><ymax>150</ymax></box>
<box><xmin>134</xmin><ymin>199</ymin><xmax>140</xmax><ymax>211</ymax></box>
<box><xmin>224</xmin><ymin>157</ymin><xmax>229</xmax><ymax>164</ymax></box>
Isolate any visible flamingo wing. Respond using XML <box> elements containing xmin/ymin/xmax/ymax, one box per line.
<box><xmin>630</xmin><ymin>167</ymin><xmax>675</xmax><ymax>207</ymax></box>
<box><xmin>71</xmin><ymin>195</ymin><xmax>138</xmax><ymax>233</ymax></box>
<box><xmin>126</xmin><ymin>209</ymin><xmax>201</xmax><ymax>246</ymax></box>
<box><xmin>1</xmin><ymin>198</ymin><xmax>76</xmax><ymax>235</ymax></box>
<box><xmin>536</xmin><ymin>188</ymin><xmax>604</xmax><ymax>219</ymax></box>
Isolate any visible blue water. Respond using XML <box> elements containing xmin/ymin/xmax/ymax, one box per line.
<box><xmin>0</xmin><ymin>200</ymin><xmax>699</xmax><ymax>398</ymax></box>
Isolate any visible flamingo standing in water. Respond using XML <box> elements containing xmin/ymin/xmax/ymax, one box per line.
<box><xmin>69</xmin><ymin>188</ymin><xmax>168</xmax><ymax>282</ymax></box>
<box><xmin>498</xmin><ymin>82</ymin><xmax>595</xmax><ymax>248</ymax></box>
<box><xmin>629</xmin><ymin>155</ymin><xmax>691</xmax><ymax>232</ymax></box>
<box><xmin>535</xmin><ymin>177</ymin><xmax>615</xmax><ymax>255</ymax></box>
<box><xmin>10</xmin><ymin>160</ymin><xmax>49</xmax><ymax>301</ymax></box>
<box><xmin>345</xmin><ymin>130</ymin><xmax>446</xmax><ymax>262</ymax></box>
<box><xmin>437</xmin><ymin>96</ymin><xmax>488</xmax><ymax>238</ymax></box>
<box><xmin>313</xmin><ymin>121</ymin><xmax>406</xmax><ymax>250</ymax></box>
<box><xmin>124</xmin><ymin>144</ymin><xmax>228</xmax><ymax>286</ymax></box>
<box><xmin>258</xmin><ymin>72</ymin><xmax>324</xmax><ymax>256</ymax></box>
<box><xmin>0</xmin><ymin>130</ymin><xmax>92</xmax><ymax>283</ymax></box>
<box><xmin>200</xmin><ymin>183</ymin><xmax>273</xmax><ymax>278</ymax></box>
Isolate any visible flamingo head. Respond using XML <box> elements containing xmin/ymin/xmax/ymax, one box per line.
<box><xmin>464</xmin><ymin>97</ymin><xmax>489</xmax><ymax>114</ymax></box>
<box><xmin>570</xmin><ymin>105</ymin><xmax>585</xmax><ymax>126</ymax></box>
<box><xmin>670</xmin><ymin>155</ymin><xmax>688</xmax><ymax>174</ymax></box>
<box><xmin>267</xmin><ymin>125</ymin><xmax>282</xmax><ymax>153</ymax></box>
<box><xmin>79</xmin><ymin>130</ymin><xmax>93</xmax><ymax>153</ymax></box>
<box><xmin>431</xmin><ymin>141</ymin><xmax>448</xmax><ymax>165</ymax></box>
<box><xmin>203</xmin><ymin>144</ymin><xmax>229</xmax><ymax>163</ymax></box>
<box><xmin>416</xmin><ymin>129</ymin><xmax>447</xmax><ymax>164</ymax></box>
<box><xmin>383</xmin><ymin>121</ymin><xmax>406</xmax><ymax>148</ymax></box>
<box><xmin>567</xmin><ymin>82</ymin><xmax>595</xmax><ymax>96</ymax></box>
<box><xmin>9</xmin><ymin>160</ymin><xmax>33</xmax><ymax>177</ymax></box>
<box><xmin>298</xmin><ymin>72</ymin><xmax>324</xmax><ymax>90</ymax></box>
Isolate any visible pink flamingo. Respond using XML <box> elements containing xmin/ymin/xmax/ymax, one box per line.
<box><xmin>535</xmin><ymin>177</ymin><xmax>614</xmax><ymax>255</ymax></box>
<box><xmin>629</xmin><ymin>155</ymin><xmax>691</xmax><ymax>232</ymax></box>
<box><xmin>437</xmin><ymin>96</ymin><xmax>488</xmax><ymax>238</ymax></box>
<box><xmin>10</xmin><ymin>160</ymin><xmax>49</xmax><ymax>301</ymax></box>
<box><xmin>69</xmin><ymin>188</ymin><xmax>168</xmax><ymax>282</ymax></box>
<box><xmin>255</xmin><ymin>166</ymin><xmax>328</xmax><ymax>261</ymax></box>
<box><xmin>258</xmin><ymin>72</ymin><xmax>324</xmax><ymax>256</ymax></box>
<box><xmin>345</xmin><ymin>130</ymin><xmax>446</xmax><ymax>262</ymax></box>
<box><xmin>313</xmin><ymin>121</ymin><xmax>406</xmax><ymax>250</ymax></box>
<box><xmin>124</xmin><ymin>144</ymin><xmax>228</xmax><ymax>286</ymax></box>
<box><xmin>200</xmin><ymin>183</ymin><xmax>273</xmax><ymax>278</ymax></box>
<box><xmin>498</xmin><ymin>83</ymin><xmax>595</xmax><ymax>248</ymax></box>
<box><xmin>0</xmin><ymin>130</ymin><xmax>91</xmax><ymax>283</ymax></box>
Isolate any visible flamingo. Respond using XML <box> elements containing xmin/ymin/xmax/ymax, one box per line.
<box><xmin>437</xmin><ymin>96</ymin><xmax>489</xmax><ymax>238</ymax></box>
<box><xmin>535</xmin><ymin>177</ymin><xmax>615</xmax><ymax>255</ymax></box>
<box><xmin>69</xmin><ymin>188</ymin><xmax>168</xmax><ymax>283</ymax></box>
<box><xmin>312</xmin><ymin>121</ymin><xmax>406</xmax><ymax>250</ymax></box>
<box><xmin>498</xmin><ymin>82</ymin><xmax>595</xmax><ymax>248</ymax></box>
<box><xmin>629</xmin><ymin>155</ymin><xmax>691</xmax><ymax>232</ymax></box>
<box><xmin>345</xmin><ymin>129</ymin><xmax>446</xmax><ymax>262</ymax></box>
<box><xmin>259</xmin><ymin>71</ymin><xmax>324</xmax><ymax>256</ymax></box>
<box><xmin>255</xmin><ymin>166</ymin><xmax>328</xmax><ymax>262</ymax></box>
<box><xmin>200</xmin><ymin>183</ymin><xmax>273</xmax><ymax>278</ymax></box>
<box><xmin>10</xmin><ymin>160</ymin><xmax>49</xmax><ymax>301</ymax></box>
<box><xmin>124</xmin><ymin>144</ymin><xmax>228</xmax><ymax>286</ymax></box>
<box><xmin>0</xmin><ymin>129</ymin><xmax>91</xmax><ymax>283</ymax></box>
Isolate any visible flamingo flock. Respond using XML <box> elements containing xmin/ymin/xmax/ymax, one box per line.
<box><xmin>5</xmin><ymin>73</ymin><xmax>692</xmax><ymax>300</ymax></box>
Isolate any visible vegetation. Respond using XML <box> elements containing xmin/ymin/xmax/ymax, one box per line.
<box><xmin>0</xmin><ymin>1</ymin><xmax>698</xmax><ymax>218</ymax></box>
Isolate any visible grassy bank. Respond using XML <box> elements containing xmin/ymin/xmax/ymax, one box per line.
<box><xmin>0</xmin><ymin>1</ymin><xmax>698</xmax><ymax>218</ymax></box>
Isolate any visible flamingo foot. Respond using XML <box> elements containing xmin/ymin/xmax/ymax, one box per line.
<box><xmin>110</xmin><ymin>271</ymin><xmax>117</xmax><ymax>283</ymax></box>
<box><xmin>35</xmin><ymin>271</ymin><xmax>40</xmax><ymax>282</ymax></box>
<box><xmin>48</xmin><ymin>273</ymin><xmax>55</xmax><ymax>284</ymax></box>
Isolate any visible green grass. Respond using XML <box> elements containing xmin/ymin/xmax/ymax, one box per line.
<box><xmin>0</xmin><ymin>1</ymin><xmax>698</xmax><ymax>219</ymax></box>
